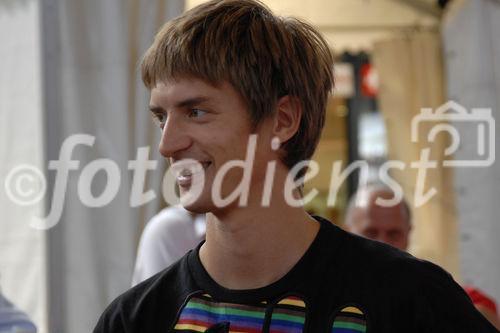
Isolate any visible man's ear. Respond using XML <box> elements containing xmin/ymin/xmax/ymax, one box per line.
<box><xmin>273</xmin><ymin>95</ymin><xmax>302</xmax><ymax>143</ymax></box>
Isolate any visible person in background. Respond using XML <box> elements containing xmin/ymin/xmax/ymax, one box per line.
<box><xmin>132</xmin><ymin>205</ymin><xmax>205</xmax><ymax>286</ymax></box>
<box><xmin>0</xmin><ymin>286</ymin><xmax>37</xmax><ymax>333</ymax></box>
<box><xmin>345</xmin><ymin>183</ymin><xmax>500</xmax><ymax>329</ymax></box>
<box><xmin>344</xmin><ymin>183</ymin><xmax>411</xmax><ymax>251</ymax></box>
<box><xmin>465</xmin><ymin>286</ymin><xmax>500</xmax><ymax>329</ymax></box>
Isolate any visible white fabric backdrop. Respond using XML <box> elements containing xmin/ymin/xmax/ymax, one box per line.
<box><xmin>0</xmin><ymin>0</ymin><xmax>46</xmax><ymax>331</ymax></box>
<box><xmin>39</xmin><ymin>0</ymin><xmax>182</xmax><ymax>332</ymax></box>
<box><xmin>442</xmin><ymin>0</ymin><xmax>500</xmax><ymax>304</ymax></box>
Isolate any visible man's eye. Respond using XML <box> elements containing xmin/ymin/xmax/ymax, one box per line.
<box><xmin>388</xmin><ymin>231</ymin><xmax>402</xmax><ymax>240</ymax></box>
<box><xmin>151</xmin><ymin>111</ymin><xmax>166</xmax><ymax>126</ymax></box>
<box><xmin>188</xmin><ymin>109</ymin><xmax>207</xmax><ymax>118</ymax></box>
<box><xmin>364</xmin><ymin>229</ymin><xmax>378</xmax><ymax>239</ymax></box>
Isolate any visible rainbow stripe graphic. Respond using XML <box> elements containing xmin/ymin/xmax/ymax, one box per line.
<box><xmin>268</xmin><ymin>296</ymin><xmax>306</xmax><ymax>333</ymax></box>
<box><xmin>174</xmin><ymin>294</ymin><xmax>266</xmax><ymax>333</ymax></box>
<box><xmin>331</xmin><ymin>306</ymin><xmax>367</xmax><ymax>333</ymax></box>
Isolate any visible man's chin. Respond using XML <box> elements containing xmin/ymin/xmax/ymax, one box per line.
<box><xmin>179</xmin><ymin>197</ymin><xmax>212</xmax><ymax>214</ymax></box>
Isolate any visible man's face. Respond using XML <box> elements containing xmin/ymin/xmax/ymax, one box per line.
<box><xmin>149</xmin><ymin>77</ymin><xmax>276</xmax><ymax>213</ymax></box>
<box><xmin>348</xmin><ymin>202</ymin><xmax>411</xmax><ymax>251</ymax></box>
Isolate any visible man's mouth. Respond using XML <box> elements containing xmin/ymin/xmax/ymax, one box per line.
<box><xmin>172</xmin><ymin>161</ymin><xmax>212</xmax><ymax>187</ymax></box>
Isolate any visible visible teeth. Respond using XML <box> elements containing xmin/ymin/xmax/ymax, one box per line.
<box><xmin>172</xmin><ymin>160</ymin><xmax>210</xmax><ymax>187</ymax></box>
<box><xmin>177</xmin><ymin>173</ymin><xmax>192</xmax><ymax>187</ymax></box>
<box><xmin>171</xmin><ymin>161</ymin><xmax>204</xmax><ymax>176</ymax></box>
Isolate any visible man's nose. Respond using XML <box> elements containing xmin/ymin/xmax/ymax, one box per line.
<box><xmin>376</xmin><ymin>234</ymin><xmax>390</xmax><ymax>245</ymax></box>
<box><xmin>158</xmin><ymin>115</ymin><xmax>191</xmax><ymax>158</ymax></box>
<box><xmin>378</xmin><ymin>234</ymin><xmax>398</xmax><ymax>249</ymax></box>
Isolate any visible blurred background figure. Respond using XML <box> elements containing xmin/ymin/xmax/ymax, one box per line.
<box><xmin>464</xmin><ymin>286</ymin><xmax>500</xmax><ymax>329</ymax></box>
<box><xmin>0</xmin><ymin>288</ymin><xmax>37</xmax><ymax>333</ymax></box>
<box><xmin>344</xmin><ymin>183</ymin><xmax>411</xmax><ymax>251</ymax></box>
<box><xmin>132</xmin><ymin>206</ymin><xmax>205</xmax><ymax>286</ymax></box>
<box><xmin>345</xmin><ymin>184</ymin><xmax>500</xmax><ymax>329</ymax></box>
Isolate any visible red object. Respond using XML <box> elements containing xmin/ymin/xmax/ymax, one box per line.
<box><xmin>464</xmin><ymin>286</ymin><xmax>498</xmax><ymax>315</ymax></box>
<box><xmin>360</xmin><ymin>63</ymin><xmax>378</xmax><ymax>97</ymax></box>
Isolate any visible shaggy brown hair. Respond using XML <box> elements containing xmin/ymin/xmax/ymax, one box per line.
<box><xmin>141</xmin><ymin>0</ymin><xmax>334</xmax><ymax>173</ymax></box>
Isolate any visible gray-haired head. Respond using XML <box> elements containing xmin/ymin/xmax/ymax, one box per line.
<box><xmin>345</xmin><ymin>183</ymin><xmax>411</xmax><ymax>251</ymax></box>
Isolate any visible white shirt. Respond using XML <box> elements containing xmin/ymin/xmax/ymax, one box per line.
<box><xmin>132</xmin><ymin>206</ymin><xmax>205</xmax><ymax>286</ymax></box>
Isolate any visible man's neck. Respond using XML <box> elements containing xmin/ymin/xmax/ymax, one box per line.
<box><xmin>199</xmin><ymin>197</ymin><xmax>320</xmax><ymax>290</ymax></box>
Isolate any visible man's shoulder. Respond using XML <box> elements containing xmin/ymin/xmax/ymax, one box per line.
<box><xmin>325</xmin><ymin>222</ymin><xmax>415</xmax><ymax>266</ymax></box>
<box><xmin>325</xmin><ymin>223</ymin><xmax>454</xmax><ymax>289</ymax></box>
<box><xmin>132</xmin><ymin>250</ymin><xmax>199</xmax><ymax>302</ymax></box>
<box><xmin>94</xmin><ymin>252</ymin><xmax>197</xmax><ymax>332</ymax></box>
<box><xmin>324</xmin><ymin>226</ymin><xmax>497</xmax><ymax>331</ymax></box>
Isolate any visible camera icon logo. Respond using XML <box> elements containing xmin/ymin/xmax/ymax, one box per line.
<box><xmin>411</xmin><ymin>100</ymin><xmax>495</xmax><ymax>167</ymax></box>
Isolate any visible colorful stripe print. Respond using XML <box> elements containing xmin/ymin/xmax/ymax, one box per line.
<box><xmin>174</xmin><ymin>294</ymin><xmax>267</xmax><ymax>333</ymax></box>
<box><xmin>268</xmin><ymin>296</ymin><xmax>306</xmax><ymax>333</ymax></box>
<box><xmin>331</xmin><ymin>306</ymin><xmax>367</xmax><ymax>333</ymax></box>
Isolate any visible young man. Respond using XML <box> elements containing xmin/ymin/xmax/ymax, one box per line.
<box><xmin>94</xmin><ymin>0</ymin><xmax>498</xmax><ymax>332</ymax></box>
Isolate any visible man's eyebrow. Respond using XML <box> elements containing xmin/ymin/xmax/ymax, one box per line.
<box><xmin>148</xmin><ymin>96</ymin><xmax>210</xmax><ymax>112</ymax></box>
<box><xmin>148</xmin><ymin>105</ymin><xmax>164</xmax><ymax>112</ymax></box>
<box><xmin>174</xmin><ymin>96</ymin><xmax>210</xmax><ymax>108</ymax></box>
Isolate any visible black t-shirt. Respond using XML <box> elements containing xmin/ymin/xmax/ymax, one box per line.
<box><xmin>94</xmin><ymin>216</ymin><xmax>498</xmax><ymax>332</ymax></box>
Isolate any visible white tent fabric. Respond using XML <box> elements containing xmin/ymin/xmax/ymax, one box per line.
<box><xmin>442</xmin><ymin>0</ymin><xmax>500</xmax><ymax>305</ymax></box>
<box><xmin>372</xmin><ymin>31</ymin><xmax>461</xmax><ymax>278</ymax></box>
<box><xmin>0</xmin><ymin>0</ymin><xmax>46</xmax><ymax>331</ymax></box>
<box><xmin>41</xmin><ymin>0</ymin><xmax>181</xmax><ymax>332</ymax></box>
